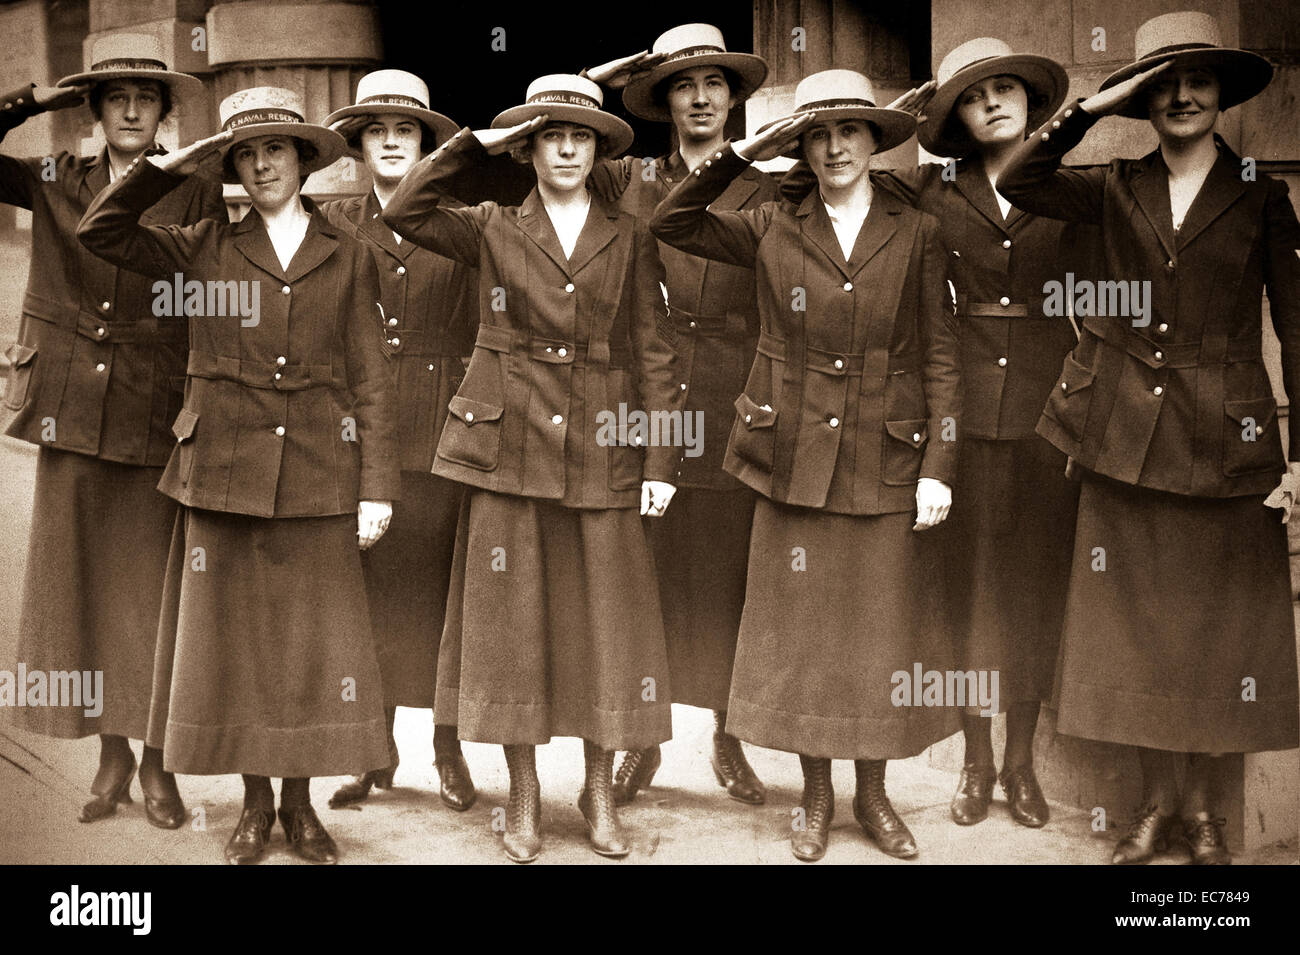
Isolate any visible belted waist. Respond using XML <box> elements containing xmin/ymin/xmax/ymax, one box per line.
<box><xmin>758</xmin><ymin>330</ymin><xmax>866</xmax><ymax>376</ymax></box>
<box><xmin>384</xmin><ymin>325</ymin><xmax>472</xmax><ymax>359</ymax></box>
<box><xmin>28</xmin><ymin>308</ymin><xmax>188</xmax><ymax>344</ymax></box>
<box><xmin>1083</xmin><ymin>314</ymin><xmax>1262</xmax><ymax>370</ymax></box>
<box><xmin>961</xmin><ymin>300</ymin><xmax>1032</xmax><ymax>318</ymax></box>
<box><xmin>672</xmin><ymin>307</ymin><xmax>752</xmax><ymax>338</ymax></box>
<box><xmin>474</xmin><ymin>324</ymin><xmax>629</xmax><ymax>366</ymax></box>
<box><xmin>186</xmin><ymin>351</ymin><xmax>348</xmax><ymax>391</ymax></box>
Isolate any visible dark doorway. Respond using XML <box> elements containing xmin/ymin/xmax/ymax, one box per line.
<box><xmin>375</xmin><ymin>2</ymin><xmax>755</xmax><ymax>160</ymax></box>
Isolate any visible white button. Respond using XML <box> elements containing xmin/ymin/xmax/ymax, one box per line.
<box><xmin>843</xmin><ymin>282</ymin><xmax>853</xmax><ymax>291</ymax></box>
<box><xmin>1002</xmin><ymin>239</ymin><xmax>1011</xmax><ymax>249</ymax></box>
<box><xmin>689</xmin><ymin>321</ymin><xmax>697</xmax><ymax>329</ymax></box>
<box><xmin>999</xmin><ymin>296</ymin><xmax>1011</xmax><ymax>306</ymax></box>
<box><xmin>276</xmin><ymin>356</ymin><xmax>286</xmax><ymax>366</ymax></box>
<box><xmin>997</xmin><ymin>357</ymin><xmax>1007</xmax><ymax>367</ymax></box>
<box><xmin>396</xmin><ymin>266</ymin><xmax>406</xmax><ymax>275</ymax></box>
<box><xmin>834</xmin><ymin>358</ymin><xmax>844</xmax><ymax>370</ymax></box>
<box><xmin>558</xmin><ymin>347</ymin><xmax>567</xmax><ymax>358</ymax></box>
<box><xmin>281</xmin><ymin>285</ymin><xmax>290</xmax><ymax>294</ymax></box>
<box><xmin>551</xmin><ymin>414</ymin><xmax>563</xmax><ymax>424</ymax></box>
<box><xmin>828</xmin><ymin>417</ymin><xmax>839</xmax><ymax>428</ymax></box>
<box><xmin>1061</xmin><ymin>382</ymin><xmax>1068</xmax><ymax>390</ymax></box>
<box><xmin>564</xmin><ymin>283</ymin><xmax>574</xmax><ymax>293</ymax></box>
<box><xmin>95</xmin><ymin>362</ymin><xmax>105</xmax><ymax>372</ymax></box>
<box><xmin>1153</xmin><ymin>386</ymin><xmax>1163</xmax><ymax>396</ymax></box>
<box><xmin>1052</xmin><ymin>120</ymin><xmax>1061</xmax><ymax>129</ymax></box>
<box><xmin>1064</xmin><ymin>108</ymin><xmax>1073</xmax><ymax>118</ymax></box>
<box><xmin>744</xmin><ymin>414</ymin><xmax>752</xmax><ymax>424</ymax></box>
<box><xmin>390</xmin><ymin>337</ymin><xmax>400</xmax><ymax>346</ymax></box>
<box><xmin>545</xmin><ymin>346</ymin><xmax>553</xmax><ymax>352</ymax></box>
<box><xmin>680</xmin><ymin>383</ymin><xmax>687</xmax><ymax>391</ymax></box>
<box><xmin>96</xmin><ymin>326</ymin><xmax>105</xmax><ymax>337</ymax></box>
<box><xmin>428</xmin><ymin>363</ymin><xmax>435</xmax><ymax>371</ymax></box>
<box><xmin>274</xmin><ymin>426</ymin><xmax>285</xmax><ymax>436</ymax></box>
<box><xmin>913</xmin><ymin>432</ymin><xmax>922</xmax><ymax>443</ymax></box>
<box><xmin>101</xmin><ymin>301</ymin><xmax>110</xmax><ymax>311</ymax></box>
<box><xmin>388</xmin><ymin>317</ymin><xmax>398</xmax><ymax>326</ymax></box>
<box><xmin>274</xmin><ymin>372</ymin><xmax>282</xmax><ymax>380</ymax></box>
<box><xmin>1154</xmin><ymin>351</ymin><xmax>1163</xmax><ymax>361</ymax></box>
<box><xmin>1157</xmin><ymin>323</ymin><xmax>1169</xmax><ymax>334</ymax></box>
<box><xmin>1041</xmin><ymin>132</ymin><xmax>1050</xmax><ymax>141</ymax></box>
<box><xmin>465</xmin><ymin>411</ymin><xmax>474</xmax><ymax>423</ymax></box>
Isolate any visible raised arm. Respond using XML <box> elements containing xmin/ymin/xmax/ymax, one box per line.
<box><xmin>0</xmin><ymin>82</ymin><xmax>91</xmax><ymax>209</ymax></box>
<box><xmin>648</xmin><ymin>144</ymin><xmax>774</xmax><ymax>267</ymax></box>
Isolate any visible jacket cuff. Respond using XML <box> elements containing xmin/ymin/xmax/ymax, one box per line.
<box><xmin>113</xmin><ymin>155</ymin><xmax>189</xmax><ymax>209</ymax></box>
<box><xmin>919</xmin><ymin>428</ymin><xmax>958</xmax><ymax>486</ymax></box>
<box><xmin>643</xmin><ymin>446</ymin><xmax>680</xmax><ymax>484</ymax></box>
<box><xmin>359</xmin><ymin>466</ymin><xmax>401</xmax><ymax>504</ymax></box>
<box><xmin>1028</xmin><ymin>98</ymin><xmax>1096</xmax><ymax>154</ymax></box>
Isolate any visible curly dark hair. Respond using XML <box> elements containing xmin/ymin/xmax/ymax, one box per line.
<box><xmin>88</xmin><ymin>78</ymin><xmax>172</xmax><ymax>123</ymax></box>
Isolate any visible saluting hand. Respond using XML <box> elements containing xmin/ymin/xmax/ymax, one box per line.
<box><xmin>1079</xmin><ymin>60</ymin><xmax>1172</xmax><ymax>117</ymax></box>
<box><xmin>583</xmin><ymin>50</ymin><xmax>668</xmax><ymax>88</ymax></box>
<box><xmin>733</xmin><ymin>112</ymin><xmax>817</xmax><ymax>163</ymax></box>
<box><xmin>149</xmin><ymin>129</ymin><xmax>234</xmax><ymax>176</ymax></box>
<box><xmin>641</xmin><ymin>480</ymin><xmax>677</xmax><ymax>518</ymax></box>
<box><xmin>357</xmin><ymin>499</ymin><xmax>393</xmax><ymax>549</ymax></box>
<box><xmin>473</xmin><ymin>115</ymin><xmax>549</xmax><ymax>155</ymax></box>
<box><xmin>31</xmin><ymin>82</ymin><xmax>93</xmax><ymax>111</ymax></box>
<box><xmin>887</xmin><ymin>80</ymin><xmax>937</xmax><ymax>124</ymax></box>
<box><xmin>913</xmin><ymin>477</ymin><xmax>952</xmax><ymax>531</ymax></box>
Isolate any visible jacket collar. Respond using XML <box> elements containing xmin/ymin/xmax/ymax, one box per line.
<box><xmin>1172</xmin><ymin>136</ymin><xmax>1248</xmax><ymax>250</ymax></box>
<box><xmin>658</xmin><ymin>149</ymin><xmax>761</xmax><ymax>211</ymax></box>
<box><xmin>952</xmin><ymin>155</ymin><xmax>1024</xmax><ymax>234</ymax></box>
<box><xmin>795</xmin><ymin>177</ymin><xmax>901</xmax><ymax>280</ymax></box>
<box><xmin>358</xmin><ymin>189</ymin><xmax>414</xmax><ymax>260</ymax></box>
<box><xmin>234</xmin><ymin>195</ymin><xmax>340</xmax><ymax>282</ymax></box>
<box><xmin>516</xmin><ymin>186</ymin><xmax>621</xmax><ymax>278</ymax></box>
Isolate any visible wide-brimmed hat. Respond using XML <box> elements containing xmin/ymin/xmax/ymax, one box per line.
<box><xmin>918</xmin><ymin>37</ymin><xmax>1068</xmax><ymax>157</ymax></box>
<box><xmin>208</xmin><ymin>86</ymin><xmax>348</xmax><ymax>183</ymax></box>
<box><xmin>492</xmin><ymin>74</ymin><xmax>634</xmax><ymax>156</ymax></box>
<box><xmin>324</xmin><ymin>69</ymin><xmax>459</xmax><ymax>153</ymax></box>
<box><xmin>622</xmin><ymin>23</ymin><xmax>768</xmax><ymax>122</ymax></box>
<box><xmin>1099</xmin><ymin>11</ymin><xmax>1273</xmax><ymax>118</ymax></box>
<box><xmin>58</xmin><ymin>32</ymin><xmax>202</xmax><ymax>100</ymax></box>
<box><xmin>758</xmin><ymin>69</ymin><xmax>916</xmax><ymax>158</ymax></box>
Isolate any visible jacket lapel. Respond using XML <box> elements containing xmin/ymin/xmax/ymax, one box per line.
<box><xmin>233</xmin><ymin>208</ymin><xmax>287</xmax><ymax>280</ymax></box>
<box><xmin>357</xmin><ymin>191</ymin><xmax>405</xmax><ymax>261</ymax></box>
<box><xmin>515</xmin><ymin>188</ymin><xmax>572</xmax><ymax>277</ymax></box>
<box><xmin>1175</xmin><ymin>142</ymin><xmax>1248</xmax><ymax>250</ymax></box>
<box><xmin>953</xmin><ymin>157</ymin><xmax>1011</xmax><ymax>235</ymax></box>
<box><xmin>566</xmin><ymin>192</ymin><xmax>620</xmax><ymax>276</ymax></box>
<box><xmin>714</xmin><ymin>166</ymin><xmax>760</xmax><ymax>212</ymax></box>
<box><xmin>797</xmin><ymin>192</ymin><xmax>851</xmax><ymax>280</ymax></box>
<box><xmin>284</xmin><ymin>199</ymin><xmax>340</xmax><ymax>283</ymax></box>
<box><xmin>847</xmin><ymin>188</ymin><xmax>901</xmax><ymax>278</ymax></box>
<box><xmin>80</xmin><ymin>151</ymin><xmax>109</xmax><ymax>205</ymax></box>
<box><xmin>1129</xmin><ymin>154</ymin><xmax>1177</xmax><ymax>262</ymax></box>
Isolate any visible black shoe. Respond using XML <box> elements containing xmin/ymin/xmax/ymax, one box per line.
<box><xmin>138</xmin><ymin>751</ymin><xmax>186</xmax><ymax>830</ymax></box>
<box><xmin>278</xmin><ymin>805</ymin><xmax>338</xmax><ymax>864</ymax></box>
<box><xmin>434</xmin><ymin>750</ymin><xmax>476</xmax><ymax>812</ymax></box>
<box><xmin>711</xmin><ymin>732</ymin><xmax>766</xmax><ymax>805</ymax></box>
<box><xmin>611</xmin><ymin>746</ymin><xmax>662</xmax><ymax>806</ymax></box>
<box><xmin>853</xmin><ymin>760</ymin><xmax>918</xmax><ymax>859</ymax></box>
<box><xmin>1184</xmin><ymin>816</ymin><xmax>1231</xmax><ymax>865</ymax></box>
<box><xmin>224</xmin><ymin>808</ymin><xmax>275</xmax><ymax>865</ymax></box>
<box><xmin>328</xmin><ymin>764</ymin><xmax>397</xmax><ymax>808</ymax></box>
<box><xmin>999</xmin><ymin>764</ymin><xmax>1050</xmax><ymax>828</ymax></box>
<box><xmin>950</xmin><ymin>763</ymin><xmax>997</xmax><ymax>826</ymax></box>
<box><xmin>79</xmin><ymin>751</ymin><xmax>136</xmax><ymax>824</ymax></box>
<box><xmin>1112</xmin><ymin>804</ymin><xmax>1180</xmax><ymax>865</ymax></box>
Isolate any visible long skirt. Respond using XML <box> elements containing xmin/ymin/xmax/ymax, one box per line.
<box><xmin>147</xmin><ymin>507</ymin><xmax>390</xmax><ymax>777</ymax></box>
<box><xmin>434</xmin><ymin>489</ymin><xmax>673</xmax><ymax>750</ymax></box>
<box><xmin>360</xmin><ymin>470</ymin><xmax>463</xmax><ymax>709</ymax></box>
<box><xmin>727</xmin><ymin>498</ymin><xmax>960</xmax><ymax>760</ymax></box>
<box><xmin>6</xmin><ymin>449</ymin><xmax>173</xmax><ymax>740</ymax></box>
<box><xmin>1054</xmin><ymin>472</ymin><xmax>1300</xmax><ymax>753</ymax></box>
<box><xmin>646</xmin><ymin>485</ymin><xmax>754</xmax><ymax>711</ymax></box>
<box><xmin>943</xmin><ymin>436</ymin><xmax>1078</xmax><ymax>707</ymax></box>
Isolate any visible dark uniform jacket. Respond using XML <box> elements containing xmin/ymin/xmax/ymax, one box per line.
<box><xmin>382</xmin><ymin>129</ymin><xmax>684</xmax><ymax>510</ymax></box>
<box><xmin>0</xmin><ymin>83</ymin><xmax>227</xmax><ymax>466</ymax></box>
<box><xmin>651</xmin><ymin>144</ymin><xmax>960</xmax><ymax>516</ymax></box>
<box><xmin>613</xmin><ymin>152</ymin><xmax>776</xmax><ymax>488</ymax></box>
<box><xmin>78</xmin><ymin>160</ymin><xmax>400</xmax><ymax>517</ymax></box>
<box><xmin>1000</xmin><ymin>102</ymin><xmax>1300</xmax><ymax>497</ymax></box>
<box><xmin>321</xmin><ymin>190</ymin><xmax>477</xmax><ymax>473</ymax></box>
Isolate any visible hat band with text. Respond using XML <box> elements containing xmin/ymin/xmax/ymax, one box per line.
<box><xmin>798</xmin><ymin>97</ymin><xmax>879</xmax><ymax>111</ymax></box>
<box><xmin>663</xmin><ymin>44</ymin><xmax>727</xmax><ymax>64</ymax></box>
<box><xmin>525</xmin><ymin>91</ymin><xmax>600</xmax><ymax>109</ymax></box>
<box><xmin>1142</xmin><ymin>41</ymin><xmax>1220</xmax><ymax>59</ymax></box>
<box><xmin>92</xmin><ymin>58</ymin><xmax>169</xmax><ymax>72</ymax></box>
<box><xmin>223</xmin><ymin>108</ymin><xmax>306</xmax><ymax>131</ymax></box>
<box><xmin>359</xmin><ymin>94</ymin><xmax>428</xmax><ymax>109</ymax></box>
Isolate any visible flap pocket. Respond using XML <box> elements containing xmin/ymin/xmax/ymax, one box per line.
<box><xmin>448</xmin><ymin>395</ymin><xmax>504</xmax><ymax>427</ymax></box>
<box><xmin>1058</xmin><ymin>355</ymin><xmax>1095</xmax><ymax>396</ymax></box>
<box><xmin>734</xmin><ymin>393</ymin><xmax>777</xmax><ymax>430</ymax></box>
<box><xmin>171</xmin><ymin>407</ymin><xmax>199</xmax><ymax>442</ymax></box>
<box><xmin>1224</xmin><ymin>397</ymin><xmax>1278</xmax><ymax>430</ymax></box>
<box><xmin>1222</xmin><ymin>397</ymin><xmax>1283</xmax><ymax>477</ymax></box>
<box><xmin>884</xmin><ymin>418</ymin><xmax>928</xmax><ymax>448</ymax></box>
<box><xmin>5</xmin><ymin>343</ymin><xmax>37</xmax><ymax>367</ymax></box>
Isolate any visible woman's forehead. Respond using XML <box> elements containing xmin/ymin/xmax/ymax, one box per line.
<box><xmin>540</xmin><ymin>121</ymin><xmax>596</xmax><ymax>135</ymax></box>
<box><xmin>98</xmin><ymin>78</ymin><xmax>163</xmax><ymax>96</ymax></box>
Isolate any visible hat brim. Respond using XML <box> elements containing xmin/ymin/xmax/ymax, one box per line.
<box><xmin>205</xmin><ymin>123</ymin><xmax>350</xmax><ymax>183</ymax></box>
<box><xmin>491</xmin><ymin>103</ymin><xmax>634</xmax><ymax>157</ymax></box>
<box><xmin>58</xmin><ymin>68</ymin><xmax>203</xmax><ymax>101</ymax></box>
<box><xmin>917</xmin><ymin>54</ymin><xmax>1069</xmax><ymax>157</ymax></box>
<box><xmin>323</xmin><ymin>103</ymin><xmax>461</xmax><ymax>152</ymax></box>
<box><xmin>760</xmin><ymin>106</ymin><xmax>917</xmax><ymax>159</ymax></box>
<box><xmin>1099</xmin><ymin>48</ymin><xmax>1273</xmax><ymax>119</ymax></box>
<box><xmin>621</xmin><ymin>52</ymin><xmax>768</xmax><ymax>121</ymax></box>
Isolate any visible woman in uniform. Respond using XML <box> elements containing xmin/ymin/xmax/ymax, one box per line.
<box><xmin>322</xmin><ymin>69</ymin><xmax>477</xmax><ymax>813</ymax></box>
<box><xmin>999</xmin><ymin>10</ymin><xmax>1300</xmax><ymax>864</ymax></box>
<box><xmin>79</xmin><ymin>86</ymin><xmax>400</xmax><ymax>865</ymax></box>
<box><xmin>1</xmin><ymin>34</ymin><xmax>224</xmax><ymax>830</ymax></box>
<box><xmin>651</xmin><ymin>69</ymin><xmax>961</xmax><ymax>862</ymax></box>
<box><xmin>383</xmin><ymin>74</ymin><xmax>684</xmax><ymax>863</ymax></box>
